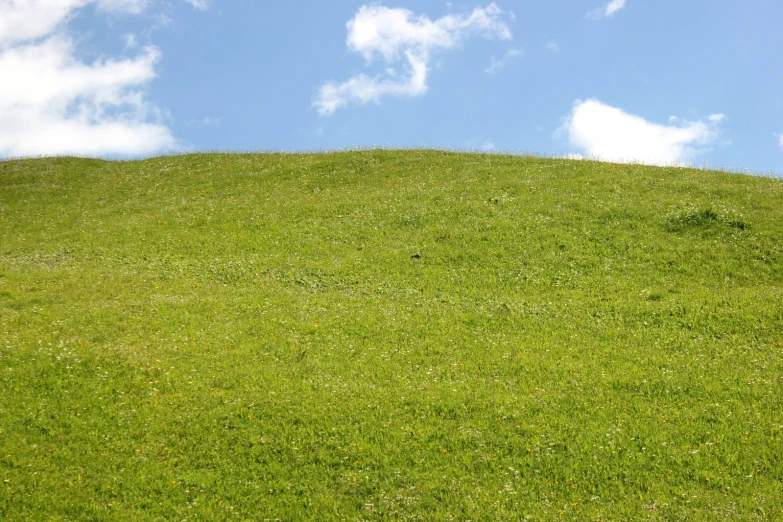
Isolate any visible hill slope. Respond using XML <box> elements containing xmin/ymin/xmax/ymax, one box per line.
<box><xmin>1</xmin><ymin>151</ymin><xmax>782</xmax><ymax>520</ymax></box>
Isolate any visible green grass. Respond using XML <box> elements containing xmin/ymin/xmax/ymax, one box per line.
<box><xmin>1</xmin><ymin>150</ymin><xmax>782</xmax><ymax>520</ymax></box>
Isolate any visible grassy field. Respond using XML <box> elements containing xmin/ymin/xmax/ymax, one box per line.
<box><xmin>1</xmin><ymin>150</ymin><xmax>782</xmax><ymax>520</ymax></box>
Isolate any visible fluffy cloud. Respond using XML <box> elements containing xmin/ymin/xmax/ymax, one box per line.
<box><xmin>588</xmin><ymin>0</ymin><xmax>626</xmax><ymax>20</ymax></box>
<box><xmin>314</xmin><ymin>3</ymin><xmax>512</xmax><ymax>116</ymax></box>
<box><xmin>0</xmin><ymin>0</ymin><xmax>204</xmax><ymax>158</ymax></box>
<box><xmin>0</xmin><ymin>0</ymin><xmax>149</xmax><ymax>47</ymax></box>
<box><xmin>779</xmin><ymin>133</ymin><xmax>783</xmax><ymax>150</ymax></box>
<box><xmin>561</xmin><ymin>99</ymin><xmax>724</xmax><ymax>166</ymax></box>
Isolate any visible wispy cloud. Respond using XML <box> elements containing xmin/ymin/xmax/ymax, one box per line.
<box><xmin>485</xmin><ymin>48</ymin><xmax>522</xmax><ymax>73</ymax></box>
<box><xmin>0</xmin><ymin>0</ymin><xmax>203</xmax><ymax>158</ymax></box>
<box><xmin>182</xmin><ymin>0</ymin><xmax>208</xmax><ymax>11</ymax></box>
<box><xmin>0</xmin><ymin>0</ymin><xmax>145</xmax><ymax>48</ymax></box>
<box><xmin>560</xmin><ymin>99</ymin><xmax>725</xmax><ymax>166</ymax></box>
<box><xmin>545</xmin><ymin>41</ymin><xmax>559</xmax><ymax>52</ymax></box>
<box><xmin>314</xmin><ymin>3</ymin><xmax>512</xmax><ymax>116</ymax></box>
<box><xmin>588</xmin><ymin>0</ymin><xmax>626</xmax><ymax>20</ymax></box>
<box><xmin>185</xmin><ymin>117</ymin><xmax>220</xmax><ymax>127</ymax></box>
<box><xmin>778</xmin><ymin>133</ymin><xmax>783</xmax><ymax>150</ymax></box>
<box><xmin>465</xmin><ymin>137</ymin><xmax>496</xmax><ymax>151</ymax></box>
<box><xmin>124</xmin><ymin>33</ymin><xmax>138</xmax><ymax>49</ymax></box>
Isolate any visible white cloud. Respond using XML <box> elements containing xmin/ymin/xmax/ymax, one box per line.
<box><xmin>588</xmin><ymin>0</ymin><xmax>626</xmax><ymax>20</ymax></box>
<box><xmin>315</xmin><ymin>3</ymin><xmax>511</xmax><ymax>115</ymax></box>
<box><xmin>561</xmin><ymin>99</ymin><xmax>724</xmax><ymax>166</ymax></box>
<box><xmin>124</xmin><ymin>33</ymin><xmax>138</xmax><ymax>49</ymax></box>
<box><xmin>485</xmin><ymin>48</ymin><xmax>522</xmax><ymax>74</ymax></box>
<box><xmin>0</xmin><ymin>0</ymin><xmax>84</xmax><ymax>47</ymax></box>
<box><xmin>182</xmin><ymin>0</ymin><xmax>207</xmax><ymax>10</ymax></box>
<box><xmin>545</xmin><ymin>41</ymin><xmax>559</xmax><ymax>52</ymax></box>
<box><xmin>779</xmin><ymin>133</ymin><xmax>783</xmax><ymax>149</ymax></box>
<box><xmin>604</xmin><ymin>0</ymin><xmax>626</xmax><ymax>16</ymax></box>
<box><xmin>185</xmin><ymin>116</ymin><xmax>220</xmax><ymax>127</ymax></box>
<box><xmin>0</xmin><ymin>0</ymin><xmax>151</xmax><ymax>48</ymax></box>
<box><xmin>0</xmin><ymin>0</ymin><xmax>198</xmax><ymax>158</ymax></box>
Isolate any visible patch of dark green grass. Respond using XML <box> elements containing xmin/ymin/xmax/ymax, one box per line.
<box><xmin>666</xmin><ymin>207</ymin><xmax>751</xmax><ymax>234</ymax></box>
<box><xmin>1</xmin><ymin>151</ymin><xmax>782</xmax><ymax>520</ymax></box>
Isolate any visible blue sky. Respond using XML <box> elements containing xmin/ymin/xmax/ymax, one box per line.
<box><xmin>1</xmin><ymin>0</ymin><xmax>782</xmax><ymax>174</ymax></box>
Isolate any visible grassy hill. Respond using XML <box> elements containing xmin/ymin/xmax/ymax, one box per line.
<box><xmin>1</xmin><ymin>150</ymin><xmax>782</xmax><ymax>520</ymax></box>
